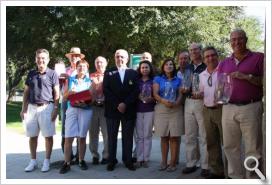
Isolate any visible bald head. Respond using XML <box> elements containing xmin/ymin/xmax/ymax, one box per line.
<box><xmin>141</xmin><ymin>52</ymin><xmax>152</xmax><ymax>62</ymax></box>
<box><xmin>95</xmin><ymin>56</ymin><xmax>107</xmax><ymax>73</ymax></box>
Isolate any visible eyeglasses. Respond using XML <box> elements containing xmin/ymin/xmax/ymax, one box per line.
<box><xmin>207</xmin><ymin>75</ymin><xmax>212</xmax><ymax>87</ymax></box>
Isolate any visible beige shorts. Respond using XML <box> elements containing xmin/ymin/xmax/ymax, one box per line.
<box><xmin>23</xmin><ymin>103</ymin><xmax>56</xmax><ymax>137</ymax></box>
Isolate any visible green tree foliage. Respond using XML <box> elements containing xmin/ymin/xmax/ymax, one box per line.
<box><xmin>6</xmin><ymin>6</ymin><xmax>264</xmax><ymax>101</ymax></box>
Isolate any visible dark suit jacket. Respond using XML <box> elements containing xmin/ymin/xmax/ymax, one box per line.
<box><xmin>103</xmin><ymin>67</ymin><xmax>139</xmax><ymax>120</ymax></box>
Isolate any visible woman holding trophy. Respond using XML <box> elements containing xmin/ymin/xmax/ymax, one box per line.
<box><xmin>135</xmin><ymin>60</ymin><xmax>156</xmax><ymax>168</ymax></box>
<box><xmin>153</xmin><ymin>58</ymin><xmax>183</xmax><ymax>172</ymax></box>
<box><xmin>59</xmin><ymin>59</ymin><xmax>93</xmax><ymax>174</ymax></box>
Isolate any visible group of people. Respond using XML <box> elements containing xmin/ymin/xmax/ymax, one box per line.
<box><xmin>20</xmin><ymin>28</ymin><xmax>264</xmax><ymax>179</ymax></box>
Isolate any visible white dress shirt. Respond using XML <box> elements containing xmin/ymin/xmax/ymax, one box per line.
<box><xmin>118</xmin><ymin>67</ymin><xmax>127</xmax><ymax>83</ymax></box>
<box><xmin>199</xmin><ymin>68</ymin><xmax>218</xmax><ymax>107</ymax></box>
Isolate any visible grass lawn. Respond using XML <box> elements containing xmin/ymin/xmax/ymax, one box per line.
<box><xmin>6</xmin><ymin>101</ymin><xmax>62</xmax><ymax>134</ymax></box>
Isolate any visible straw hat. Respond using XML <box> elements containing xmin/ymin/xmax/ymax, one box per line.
<box><xmin>65</xmin><ymin>47</ymin><xmax>85</xmax><ymax>59</ymax></box>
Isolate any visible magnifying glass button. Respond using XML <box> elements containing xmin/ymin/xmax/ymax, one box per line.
<box><xmin>255</xmin><ymin>169</ymin><xmax>265</xmax><ymax>181</ymax></box>
<box><xmin>244</xmin><ymin>156</ymin><xmax>265</xmax><ymax>180</ymax></box>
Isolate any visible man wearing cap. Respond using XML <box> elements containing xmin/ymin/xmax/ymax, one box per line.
<box><xmin>60</xmin><ymin>47</ymin><xmax>85</xmax><ymax>164</ymax></box>
<box><xmin>21</xmin><ymin>49</ymin><xmax>59</xmax><ymax>172</ymax></box>
<box><xmin>103</xmin><ymin>49</ymin><xmax>139</xmax><ymax>171</ymax></box>
<box><xmin>218</xmin><ymin>29</ymin><xmax>264</xmax><ymax>179</ymax></box>
<box><xmin>89</xmin><ymin>56</ymin><xmax>109</xmax><ymax>165</ymax></box>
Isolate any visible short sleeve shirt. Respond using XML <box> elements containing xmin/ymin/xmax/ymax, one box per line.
<box><xmin>25</xmin><ymin>68</ymin><xmax>59</xmax><ymax>104</ymax></box>
<box><xmin>153</xmin><ymin>75</ymin><xmax>181</xmax><ymax>101</ymax></box>
<box><xmin>218</xmin><ymin>50</ymin><xmax>263</xmax><ymax>102</ymax></box>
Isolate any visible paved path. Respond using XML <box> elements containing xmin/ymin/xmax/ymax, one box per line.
<box><xmin>6</xmin><ymin>129</ymin><xmax>204</xmax><ymax>179</ymax></box>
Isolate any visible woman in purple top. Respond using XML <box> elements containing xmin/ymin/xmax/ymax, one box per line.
<box><xmin>135</xmin><ymin>60</ymin><xmax>156</xmax><ymax>168</ymax></box>
<box><xmin>153</xmin><ymin>58</ymin><xmax>183</xmax><ymax>172</ymax></box>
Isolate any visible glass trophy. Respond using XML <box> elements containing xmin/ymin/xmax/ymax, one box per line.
<box><xmin>140</xmin><ymin>83</ymin><xmax>152</xmax><ymax>103</ymax></box>
<box><xmin>95</xmin><ymin>83</ymin><xmax>104</xmax><ymax>105</ymax></box>
<box><xmin>215</xmin><ymin>73</ymin><xmax>232</xmax><ymax>104</ymax></box>
<box><xmin>181</xmin><ymin>70</ymin><xmax>192</xmax><ymax>90</ymax></box>
<box><xmin>163</xmin><ymin>81</ymin><xmax>176</xmax><ymax>103</ymax></box>
<box><xmin>192</xmin><ymin>73</ymin><xmax>200</xmax><ymax>95</ymax></box>
<box><xmin>54</xmin><ymin>63</ymin><xmax>66</xmax><ymax>84</ymax></box>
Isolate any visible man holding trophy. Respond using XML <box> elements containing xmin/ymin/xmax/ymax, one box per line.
<box><xmin>218</xmin><ymin>29</ymin><xmax>264</xmax><ymax>179</ymax></box>
<box><xmin>199</xmin><ymin>46</ymin><xmax>226</xmax><ymax>178</ymax></box>
<box><xmin>89</xmin><ymin>56</ymin><xmax>109</xmax><ymax>165</ymax></box>
<box><xmin>182</xmin><ymin>43</ymin><xmax>209</xmax><ymax>177</ymax></box>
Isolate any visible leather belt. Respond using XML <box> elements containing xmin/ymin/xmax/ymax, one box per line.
<box><xmin>229</xmin><ymin>99</ymin><xmax>261</xmax><ymax>106</ymax></box>
<box><xmin>33</xmin><ymin>102</ymin><xmax>49</xmax><ymax>107</ymax></box>
<box><xmin>94</xmin><ymin>102</ymin><xmax>104</xmax><ymax>107</ymax></box>
<box><xmin>204</xmin><ymin>105</ymin><xmax>220</xmax><ymax>109</ymax></box>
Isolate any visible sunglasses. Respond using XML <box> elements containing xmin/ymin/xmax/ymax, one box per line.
<box><xmin>207</xmin><ymin>75</ymin><xmax>212</xmax><ymax>87</ymax></box>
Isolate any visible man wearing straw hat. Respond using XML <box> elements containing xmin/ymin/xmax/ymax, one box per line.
<box><xmin>60</xmin><ymin>47</ymin><xmax>85</xmax><ymax>164</ymax></box>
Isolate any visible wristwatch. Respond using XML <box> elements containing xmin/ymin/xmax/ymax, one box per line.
<box><xmin>248</xmin><ymin>74</ymin><xmax>253</xmax><ymax>80</ymax></box>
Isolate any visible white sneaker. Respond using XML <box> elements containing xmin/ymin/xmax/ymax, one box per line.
<box><xmin>24</xmin><ymin>159</ymin><xmax>38</xmax><ymax>172</ymax></box>
<box><xmin>41</xmin><ymin>159</ymin><xmax>50</xmax><ymax>172</ymax></box>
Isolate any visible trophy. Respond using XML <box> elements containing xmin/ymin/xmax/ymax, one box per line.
<box><xmin>95</xmin><ymin>83</ymin><xmax>104</xmax><ymax>105</ymax></box>
<box><xmin>163</xmin><ymin>81</ymin><xmax>176</xmax><ymax>103</ymax></box>
<box><xmin>181</xmin><ymin>70</ymin><xmax>192</xmax><ymax>90</ymax></box>
<box><xmin>54</xmin><ymin>63</ymin><xmax>66</xmax><ymax>84</ymax></box>
<box><xmin>192</xmin><ymin>73</ymin><xmax>200</xmax><ymax>95</ymax></box>
<box><xmin>215</xmin><ymin>73</ymin><xmax>232</xmax><ymax>104</ymax></box>
<box><xmin>140</xmin><ymin>83</ymin><xmax>152</xmax><ymax>103</ymax></box>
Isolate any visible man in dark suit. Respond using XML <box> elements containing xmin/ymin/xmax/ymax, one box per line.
<box><xmin>103</xmin><ymin>49</ymin><xmax>139</xmax><ymax>171</ymax></box>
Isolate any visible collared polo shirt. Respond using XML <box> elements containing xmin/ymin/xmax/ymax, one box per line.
<box><xmin>153</xmin><ymin>75</ymin><xmax>181</xmax><ymax>101</ymax></box>
<box><xmin>26</xmin><ymin>68</ymin><xmax>59</xmax><ymax>104</ymax></box>
<box><xmin>218</xmin><ymin>50</ymin><xmax>264</xmax><ymax>103</ymax></box>
<box><xmin>199</xmin><ymin>68</ymin><xmax>218</xmax><ymax>107</ymax></box>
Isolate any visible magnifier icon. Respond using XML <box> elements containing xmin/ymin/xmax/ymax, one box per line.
<box><xmin>244</xmin><ymin>156</ymin><xmax>265</xmax><ymax>180</ymax></box>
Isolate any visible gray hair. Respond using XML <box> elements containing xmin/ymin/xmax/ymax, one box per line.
<box><xmin>95</xmin><ymin>56</ymin><xmax>107</xmax><ymax>63</ymax></box>
<box><xmin>115</xmin><ymin>49</ymin><xmax>129</xmax><ymax>59</ymax></box>
<box><xmin>188</xmin><ymin>42</ymin><xmax>203</xmax><ymax>51</ymax></box>
<box><xmin>35</xmin><ymin>48</ymin><xmax>49</xmax><ymax>58</ymax></box>
<box><xmin>231</xmin><ymin>28</ymin><xmax>248</xmax><ymax>40</ymax></box>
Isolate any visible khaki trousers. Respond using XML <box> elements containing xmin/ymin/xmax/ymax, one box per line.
<box><xmin>184</xmin><ymin>98</ymin><xmax>208</xmax><ymax>169</ymax></box>
<box><xmin>89</xmin><ymin>106</ymin><xmax>109</xmax><ymax>159</ymax></box>
<box><xmin>222</xmin><ymin>101</ymin><xmax>263</xmax><ymax>179</ymax></box>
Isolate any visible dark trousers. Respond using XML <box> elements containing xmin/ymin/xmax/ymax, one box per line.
<box><xmin>203</xmin><ymin>106</ymin><xmax>226</xmax><ymax>176</ymax></box>
<box><xmin>106</xmin><ymin>118</ymin><xmax>135</xmax><ymax>165</ymax></box>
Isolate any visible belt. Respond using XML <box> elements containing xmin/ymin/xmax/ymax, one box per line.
<box><xmin>229</xmin><ymin>99</ymin><xmax>260</xmax><ymax>106</ymax></box>
<box><xmin>94</xmin><ymin>102</ymin><xmax>104</xmax><ymax>107</ymax></box>
<box><xmin>204</xmin><ymin>105</ymin><xmax>221</xmax><ymax>109</ymax></box>
<box><xmin>187</xmin><ymin>96</ymin><xmax>200</xmax><ymax>100</ymax></box>
<box><xmin>33</xmin><ymin>102</ymin><xmax>49</xmax><ymax>107</ymax></box>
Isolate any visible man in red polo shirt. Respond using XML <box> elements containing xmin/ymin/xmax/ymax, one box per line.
<box><xmin>218</xmin><ymin>28</ymin><xmax>264</xmax><ymax>179</ymax></box>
